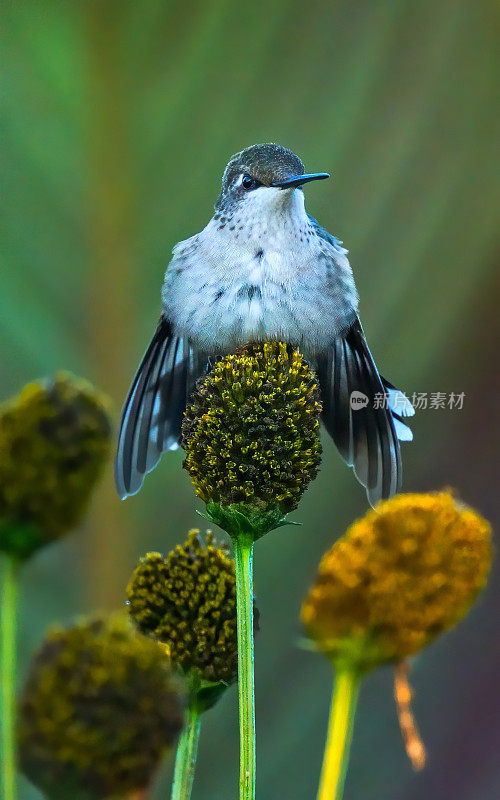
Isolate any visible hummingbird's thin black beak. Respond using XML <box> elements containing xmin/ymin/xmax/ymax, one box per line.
<box><xmin>271</xmin><ymin>172</ymin><xmax>330</xmax><ymax>189</ymax></box>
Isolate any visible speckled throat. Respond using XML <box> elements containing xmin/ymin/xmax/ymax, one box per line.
<box><xmin>161</xmin><ymin>186</ymin><xmax>356</xmax><ymax>356</ymax></box>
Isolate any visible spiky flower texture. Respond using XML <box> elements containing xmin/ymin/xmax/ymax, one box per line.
<box><xmin>127</xmin><ymin>529</ymin><xmax>255</xmax><ymax>690</ymax></box>
<box><xmin>182</xmin><ymin>341</ymin><xmax>322</xmax><ymax>535</ymax></box>
<box><xmin>0</xmin><ymin>373</ymin><xmax>112</xmax><ymax>560</ymax></box>
<box><xmin>18</xmin><ymin>615</ymin><xmax>185</xmax><ymax>800</ymax></box>
<box><xmin>302</xmin><ymin>491</ymin><xmax>492</xmax><ymax>671</ymax></box>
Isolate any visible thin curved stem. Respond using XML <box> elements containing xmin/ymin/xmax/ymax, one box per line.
<box><xmin>317</xmin><ymin>666</ymin><xmax>361</xmax><ymax>800</ymax></box>
<box><xmin>1</xmin><ymin>555</ymin><xmax>20</xmax><ymax>800</ymax></box>
<box><xmin>171</xmin><ymin>704</ymin><xmax>201</xmax><ymax>800</ymax></box>
<box><xmin>233</xmin><ymin>536</ymin><xmax>255</xmax><ymax>800</ymax></box>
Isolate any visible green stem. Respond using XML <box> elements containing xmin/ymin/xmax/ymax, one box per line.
<box><xmin>317</xmin><ymin>666</ymin><xmax>361</xmax><ymax>800</ymax></box>
<box><xmin>1</xmin><ymin>555</ymin><xmax>20</xmax><ymax>800</ymax></box>
<box><xmin>171</xmin><ymin>704</ymin><xmax>201</xmax><ymax>800</ymax></box>
<box><xmin>233</xmin><ymin>535</ymin><xmax>255</xmax><ymax>800</ymax></box>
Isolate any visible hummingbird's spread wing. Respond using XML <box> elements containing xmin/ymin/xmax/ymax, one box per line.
<box><xmin>317</xmin><ymin>317</ymin><xmax>413</xmax><ymax>506</ymax></box>
<box><xmin>115</xmin><ymin>317</ymin><xmax>205</xmax><ymax>499</ymax></box>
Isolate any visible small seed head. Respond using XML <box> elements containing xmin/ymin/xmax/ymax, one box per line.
<box><xmin>127</xmin><ymin>530</ymin><xmax>257</xmax><ymax>689</ymax></box>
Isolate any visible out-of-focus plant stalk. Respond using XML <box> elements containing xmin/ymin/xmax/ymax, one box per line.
<box><xmin>84</xmin><ymin>1</ymin><xmax>136</xmax><ymax>607</ymax></box>
<box><xmin>171</xmin><ymin>704</ymin><xmax>202</xmax><ymax>800</ymax></box>
<box><xmin>317</xmin><ymin>668</ymin><xmax>361</xmax><ymax>800</ymax></box>
<box><xmin>393</xmin><ymin>661</ymin><xmax>426</xmax><ymax>770</ymax></box>
<box><xmin>1</xmin><ymin>555</ymin><xmax>20</xmax><ymax>800</ymax></box>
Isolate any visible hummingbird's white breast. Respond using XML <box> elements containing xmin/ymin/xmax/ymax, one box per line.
<box><xmin>161</xmin><ymin>187</ymin><xmax>358</xmax><ymax>357</ymax></box>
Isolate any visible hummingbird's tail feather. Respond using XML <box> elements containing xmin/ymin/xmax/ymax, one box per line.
<box><xmin>317</xmin><ymin>318</ymin><xmax>412</xmax><ymax>507</ymax></box>
<box><xmin>115</xmin><ymin>317</ymin><xmax>201</xmax><ymax>499</ymax></box>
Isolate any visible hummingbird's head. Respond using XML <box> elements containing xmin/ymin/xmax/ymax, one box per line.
<box><xmin>216</xmin><ymin>143</ymin><xmax>329</xmax><ymax>215</ymax></box>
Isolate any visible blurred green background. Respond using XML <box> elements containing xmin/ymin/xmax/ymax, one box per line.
<box><xmin>2</xmin><ymin>0</ymin><xmax>499</xmax><ymax>798</ymax></box>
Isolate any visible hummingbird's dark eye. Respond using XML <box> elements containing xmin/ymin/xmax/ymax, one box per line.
<box><xmin>241</xmin><ymin>174</ymin><xmax>259</xmax><ymax>190</ymax></box>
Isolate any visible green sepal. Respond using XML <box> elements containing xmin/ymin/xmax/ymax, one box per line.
<box><xmin>32</xmin><ymin>777</ymin><xmax>99</xmax><ymax>800</ymax></box>
<box><xmin>299</xmin><ymin>629</ymin><xmax>394</xmax><ymax>674</ymax></box>
<box><xmin>186</xmin><ymin>671</ymin><xmax>229</xmax><ymax>713</ymax></box>
<box><xmin>202</xmin><ymin>502</ymin><xmax>292</xmax><ymax>543</ymax></box>
<box><xmin>193</xmin><ymin>679</ymin><xmax>229</xmax><ymax>713</ymax></box>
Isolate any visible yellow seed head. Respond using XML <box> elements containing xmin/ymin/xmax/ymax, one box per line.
<box><xmin>301</xmin><ymin>492</ymin><xmax>492</xmax><ymax>671</ymax></box>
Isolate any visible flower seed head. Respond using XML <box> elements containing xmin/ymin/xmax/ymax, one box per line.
<box><xmin>19</xmin><ymin>614</ymin><xmax>185</xmax><ymax>800</ymax></box>
<box><xmin>127</xmin><ymin>529</ymin><xmax>257</xmax><ymax>689</ymax></box>
<box><xmin>181</xmin><ymin>342</ymin><xmax>322</xmax><ymax>516</ymax></box>
<box><xmin>301</xmin><ymin>492</ymin><xmax>492</xmax><ymax>671</ymax></box>
<box><xmin>0</xmin><ymin>373</ymin><xmax>112</xmax><ymax>560</ymax></box>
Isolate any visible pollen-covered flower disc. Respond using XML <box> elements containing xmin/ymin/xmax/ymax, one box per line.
<box><xmin>18</xmin><ymin>615</ymin><xmax>185</xmax><ymax>800</ymax></box>
<box><xmin>181</xmin><ymin>341</ymin><xmax>322</xmax><ymax>517</ymax></box>
<box><xmin>301</xmin><ymin>492</ymin><xmax>492</xmax><ymax>672</ymax></box>
<box><xmin>0</xmin><ymin>373</ymin><xmax>112</xmax><ymax>559</ymax></box>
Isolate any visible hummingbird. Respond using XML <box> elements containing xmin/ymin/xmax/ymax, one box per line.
<box><xmin>115</xmin><ymin>143</ymin><xmax>413</xmax><ymax>506</ymax></box>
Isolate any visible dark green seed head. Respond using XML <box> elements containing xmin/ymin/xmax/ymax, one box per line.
<box><xmin>181</xmin><ymin>342</ymin><xmax>322</xmax><ymax>517</ymax></box>
<box><xmin>127</xmin><ymin>530</ymin><xmax>256</xmax><ymax>690</ymax></box>
<box><xmin>0</xmin><ymin>372</ymin><xmax>112</xmax><ymax>560</ymax></box>
<box><xmin>18</xmin><ymin>614</ymin><xmax>185</xmax><ymax>800</ymax></box>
